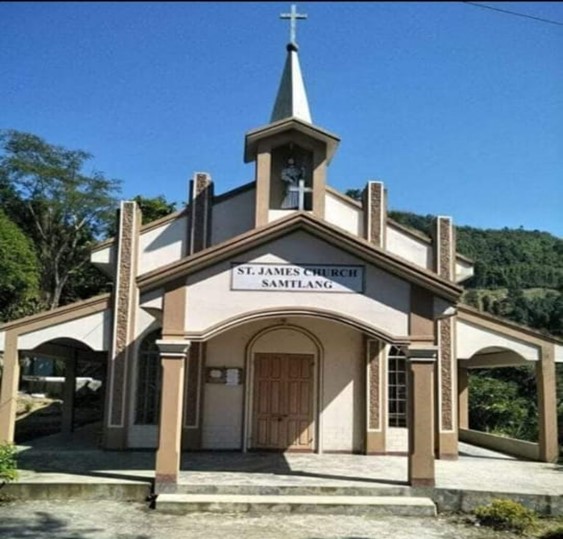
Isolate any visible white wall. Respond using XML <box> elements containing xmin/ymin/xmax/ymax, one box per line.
<box><xmin>457</xmin><ymin>319</ymin><xmax>540</xmax><ymax>361</ymax></box>
<box><xmin>138</xmin><ymin>215</ymin><xmax>188</xmax><ymax>274</ymax></box>
<box><xmin>455</xmin><ymin>258</ymin><xmax>474</xmax><ymax>283</ymax></box>
<box><xmin>324</xmin><ymin>191</ymin><xmax>364</xmax><ymax>237</ymax></box>
<box><xmin>18</xmin><ymin>310</ymin><xmax>111</xmax><ymax>351</ymax></box>
<box><xmin>386</xmin><ymin>224</ymin><xmax>433</xmax><ymax>270</ymax></box>
<box><xmin>211</xmin><ymin>188</ymin><xmax>256</xmax><ymax>246</ymax></box>
<box><xmin>185</xmin><ymin>231</ymin><xmax>410</xmax><ymax>339</ymax></box>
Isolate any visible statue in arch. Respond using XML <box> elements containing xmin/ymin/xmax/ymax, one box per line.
<box><xmin>280</xmin><ymin>157</ymin><xmax>305</xmax><ymax>209</ymax></box>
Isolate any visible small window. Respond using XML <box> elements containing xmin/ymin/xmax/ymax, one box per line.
<box><xmin>388</xmin><ymin>346</ymin><xmax>408</xmax><ymax>428</ymax></box>
<box><xmin>134</xmin><ymin>330</ymin><xmax>162</xmax><ymax>425</ymax></box>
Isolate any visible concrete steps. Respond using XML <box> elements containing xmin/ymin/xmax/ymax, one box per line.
<box><xmin>174</xmin><ymin>484</ymin><xmax>413</xmax><ymax>497</ymax></box>
<box><xmin>156</xmin><ymin>493</ymin><xmax>437</xmax><ymax>517</ymax></box>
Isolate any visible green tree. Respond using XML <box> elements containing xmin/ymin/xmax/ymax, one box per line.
<box><xmin>0</xmin><ymin>210</ymin><xmax>41</xmax><ymax>321</ymax></box>
<box><xmin>0</xmin><ymin>130</ymin><xmax>121</xmax><ymax>309</ymax></box>
<box><xmin>469</xmin><ymin>372</ymin><xmax>538</xmax><ymax>441</ymax></box>
<box><xmin>344</xmin><ymin>188</ymin><xmax>362</xmax><ymax>201</ymax></box>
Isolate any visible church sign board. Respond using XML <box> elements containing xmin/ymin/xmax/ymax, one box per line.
<box><xmin>231</xmin><ymin>263</ymin><xmax>364</xmax><ymax>293</ymax></box>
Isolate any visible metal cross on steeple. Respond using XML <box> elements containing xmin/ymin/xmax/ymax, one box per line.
<box><xmin>280</xmin><ymin>4</ymin><xmax>307</xmax><ymax>45</ymax></box>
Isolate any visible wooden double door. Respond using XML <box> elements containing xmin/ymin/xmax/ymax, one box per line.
<box><xmin>252</xmin><ymin>353</ymin><xmax>315</xmax><ymax>451</ymax></box>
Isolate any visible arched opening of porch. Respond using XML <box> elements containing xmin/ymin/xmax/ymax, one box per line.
<box><xmin>16</xmin><ymin>337</ymin><xmax>106</xmax><ymax>447</ymax></box>
<box><xmin>458</xmin><ymin>345</ymin><xmax>552</xmax><ymax>461</ymax></box>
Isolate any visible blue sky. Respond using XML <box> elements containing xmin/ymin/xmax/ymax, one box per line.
<box><xmin>2</xmin><ymin>2</ymin><xmax>562</xmax><ymax>235</ymax></box>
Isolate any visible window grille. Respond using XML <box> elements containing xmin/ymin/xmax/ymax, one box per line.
<box><xmin>388</xmin><ymin>346</ymin><xmax>407</xmax><ymax>427</ymax></box>
<box><xmin>134</xmin><ymin>330</ymin><xmax>162</xmax><ymax>425</ymax></box>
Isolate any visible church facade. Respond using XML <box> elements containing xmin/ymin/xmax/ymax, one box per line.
<box><xmin>0</xmin><ymin>21</ymin><xmax>561</xmax><ymax>491</ymax></box>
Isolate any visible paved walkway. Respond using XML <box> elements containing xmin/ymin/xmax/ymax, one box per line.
<box><xmin>0</xmin><ymin>500</ymin><xmax>523</xmax><ymax>539</ymax></box>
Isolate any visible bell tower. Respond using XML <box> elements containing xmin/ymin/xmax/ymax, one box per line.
<box><xmin>244</xmin><ymin>4</ymin><xmax>340</xmax><ymax>227</ymax></box>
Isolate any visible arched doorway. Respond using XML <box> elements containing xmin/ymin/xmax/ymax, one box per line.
<box><xmin>245</xmin><ymin>324</ymin><xmax>322</xmax><ymax>452</ymax></box>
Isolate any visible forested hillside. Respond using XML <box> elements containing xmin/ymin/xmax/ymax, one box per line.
<box><xmin>389</xmin><ymin>210</ymin><xmax>563</xmax><ymax>337</ymax></box>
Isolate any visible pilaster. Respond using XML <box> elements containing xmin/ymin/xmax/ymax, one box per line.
<box><xmin>433</xmin><ymin>216</ymin><xmax>458</xmax><ymax>459</ymax></box>
<box><xmin>363</xmin><ymin>181</ymin><xmax>386</xmax><ymax>248</ymax></box>
<box><xmin>104</xmin><ymin>201</ymin><xmax>141</xmax><ymax>449</ymax></box>
<box><xmin>365</xmin><ymin>339</ymin><xmax>386</xmax><ymax>454</ymax></box>
<box><xmin>189</xmin><ymin>172</ymin><xmax>213</xmax><ymax>254</ymax></box>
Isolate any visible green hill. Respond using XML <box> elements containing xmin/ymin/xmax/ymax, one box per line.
<box><xmin>388</xmin><ymin>210</ymin><xmax>563</xmax><ymax>337</ymax></box>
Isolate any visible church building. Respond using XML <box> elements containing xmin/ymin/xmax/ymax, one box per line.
<box><xmin>0</xmin><ymin>6</ymin><xmax>561</xmax><ymax>492</ymax></box>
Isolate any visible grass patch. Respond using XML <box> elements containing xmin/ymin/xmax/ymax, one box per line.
<box><xmin>474</xmin><ymin>499</ymin><xmax>537</xmax><ymax>534</ymax></box>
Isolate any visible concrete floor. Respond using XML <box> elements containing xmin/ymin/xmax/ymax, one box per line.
<box><xmin>13</xmin><ymin>424</ymin><xmax>562</xmax><ymax>498</ymax></box>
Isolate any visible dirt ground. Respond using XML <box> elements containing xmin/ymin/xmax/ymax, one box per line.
<box><xmin>0</xmin><ymin>500</ymin><xmax>531</xmax><ymax>539</ymax></box>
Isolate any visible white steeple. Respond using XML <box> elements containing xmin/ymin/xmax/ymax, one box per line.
<box><xmin>270</xmin><ymin>5</ymin><xmax>312</xmax><ymax>123</ymax></box>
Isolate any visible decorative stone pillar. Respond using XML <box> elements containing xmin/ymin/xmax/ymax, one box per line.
<box><xmin>61</xmin><ymin>353</ymin><xmax>77</xmax><ymax>436</ymax></box>
<box><xmin>0</xmin><ymin>331</ymin><xmax>19</xmax><ymax>443</ymax></box>
<box><xmin>363</xmin><ymin>181</ymin><xmax>386</xmax><ymax>248</ymax></box>
<box><xmin>458</xmin><ymin>365</ymin><xmax>469</xmax><ymax>430</ymax></box>
<box><xmin>155</xmin><ymin>340</ymin><xmax>190</xmax><ymax>493</ymax></box>
<box><xmin>104</xmin><ymin>201</ymin><xmax>141</xmax><ymax>449</ymax></box>
<box><xmin>433</xmin><ymin>216</ymin><xmax>458</xmax><ymax>459</ymax></box>
<box><xmin>365</xmin><ymin>340</ymin><xmax>386</xmax><ymax>454</ymax></box>
<box><xmin>189</xmin><ymin>172</ymin><xmax>213</xmax><ymax>254</ymax></box>
<box><xmin>407</xmin><ymin>347</ymin><xmax>437</xmax><ymax>487</ymax></box>
<box><xmin>537</xmin><ymin>344</ymin><xmax>558</xmax><ymax>463</ymax></box>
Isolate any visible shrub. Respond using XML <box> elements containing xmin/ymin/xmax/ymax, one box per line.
<box><xmin>0</xmin><ymin>443</ymin><xmax>18</xmax><ymax>485</ymax></box>
<box><xmin>474</xmin><ymin>498</ymin><xmax>537</xmax><ymax>534</ymax></box>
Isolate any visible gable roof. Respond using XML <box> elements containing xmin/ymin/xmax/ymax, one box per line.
<box><xmin>137</xmin><ymin>211</ymin><xmax>463</xmax><ymax>301</ymax></box>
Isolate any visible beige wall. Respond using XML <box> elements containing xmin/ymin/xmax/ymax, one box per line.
<box><xmin>139</xmin><ymin>215</ymin><xmax>188</xmax><ymax>274</ymax></box>
<box><xmin>386</xmin><ymin>224</ymin><xmax>433</xmax><ymax>270</ymax></box>
<box><xmin>201</xmin><ymin>316</ymin><xmax>364</xmax><ymax>452</ymax></box>
<box><xmin>211</xmin><ymin>189</ymin><xmax>256</xmax><ymax>246</ymax></box>
<box><xmin>324</xmin><ymin>191</ymin><xmax>364</xmax><ymax>237</ymax></box>
<box><xmin>186</xmin><ymin>231</ymin><xmax>410</xmax><ymax>338</ymax></box>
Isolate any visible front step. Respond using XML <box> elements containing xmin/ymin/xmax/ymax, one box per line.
<box><xmin>174</xmin><ymin>484</ymin><xmax>413</xmax><ymax>497</ymax></box>
<box><xmin>156</xmin><ymin>494</ymin><xmax>437</xmax><ymax>517</ymax></box>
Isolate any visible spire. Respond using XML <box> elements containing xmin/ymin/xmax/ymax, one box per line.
<box><xmin>270</xmin><ymin>5</ymin><xmax>312</xmax><ymax>124</ymax></box>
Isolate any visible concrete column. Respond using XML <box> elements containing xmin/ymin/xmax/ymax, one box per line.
<box><xmin>458</xmin><ymin>365</ymin><xmax>469</xmax><ymax>430</ymax></box>
<box><xmin>537</xmin><ymin>344</ymin><xmax>558</xmax><ymax>463</ymax></box>
<box><xmin>365</xmin><ymin>340</ymin><xmax>386</xmax><ymax>454</ymax></box>
<box><xmin>155</xmin><ymin>340</ymin><xmax>190</xmax><ymax>493</ymax></box>
<box><xmin>0</xmin><ymin>331</ymin><xmax>19</xmax><ymax>444</ymax></box>
<box><xmin>61</xmin><ymin>354</ymin><xmax>77</xmax><ymax>436</ymax></box>
<box><xmin>407</xmin><ymin>348</ymin><xmax>437</xmax><ymax>487</ymax></box>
